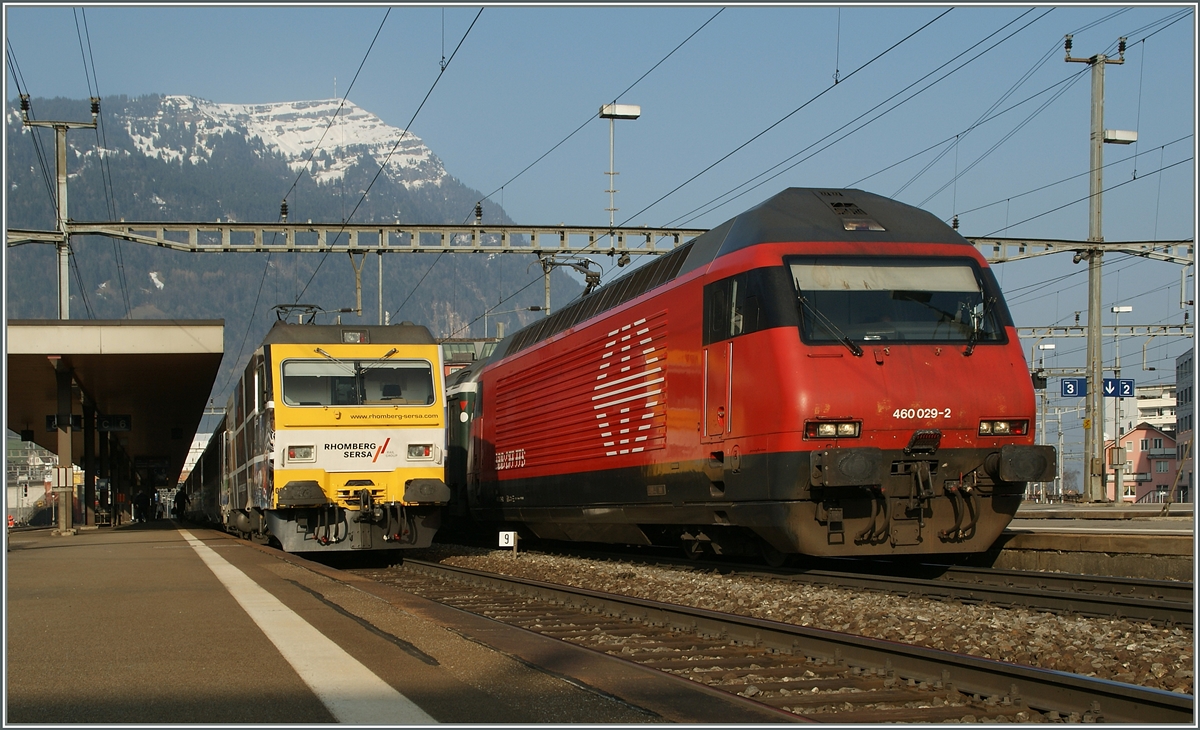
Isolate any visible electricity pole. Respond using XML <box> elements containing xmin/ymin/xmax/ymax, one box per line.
<box><xmin>1065</xmin><ymin>35</ymin><xmax>1127</xmax><ymax>502</ymax></box>
<box><xmin>19</xmin><ymin>96</ymin><xmax>99</xmax><ymax>320</ymax></box>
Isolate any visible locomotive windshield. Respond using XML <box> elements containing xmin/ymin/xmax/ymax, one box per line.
<box><xmin>281</xmin><ymin>359</ymin><xmax>435</xmax><ymax>406</ymax></box>
<box><xmin>789</xmin><ymin>256</ymin><xmax>1006</xmax><ymax>346</ymax></box>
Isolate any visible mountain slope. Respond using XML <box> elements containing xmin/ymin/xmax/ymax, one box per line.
<box><xmin>5</xmin><ymin>94</ymin><xmax>583</xmax><ymax>403</ymax></box>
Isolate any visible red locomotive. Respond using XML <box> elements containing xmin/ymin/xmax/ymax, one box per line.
<box><xmin>447</xmin><ymin>188</ymin><xmax>1054</xmax><ymax>561</ymax></box>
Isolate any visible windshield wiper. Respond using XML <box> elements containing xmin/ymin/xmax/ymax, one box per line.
<box><xmin>798</xmin><ymin>295</ymin><xmax>863</xmax><ymax>357</ymax></box>
<box><xmin>359</xmin><ymin>348</ymin><xmax>400</xmax><ymax>372</ymax></box>
<box><xmin>313</xmin><ymin>348</ymin><xmax>356</xmax><ymax>373</ymax></box>
<box><xmin>964</xmin><ymin>296</ymin><xmax>996</xmax><ymax>356</ymax></box>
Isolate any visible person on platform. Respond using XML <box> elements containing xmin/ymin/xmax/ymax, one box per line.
<box><xmin>174</xmin><ymin>490</ymin><xmax>189</xmax><ymax>522</ymax></box>
<box><xmin>133</xmin><ymin>490</ymin><xmax>149</xmax><ymax>523</ymax></box>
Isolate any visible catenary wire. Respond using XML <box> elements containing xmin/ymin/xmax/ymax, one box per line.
<box><xmin>77</xmin><ymin>7</ymin><xmax>132</xmax><ymax>318</ymax></box>
<box><xmin>6</xmin><ymin>42</ymin><xmax>57</xmax><ymax>209</ymax></box>
<box><xmin>848</xmin><ymin>73</ymin><xmax>1084</xmax><ymax>189</ymax></box>
<box><xmin>621</xmin><ymin>8</ymin><xmax>955</xmax><ymax>229</ymax></box>
<box><xmin>900</xmin><ymin>26</ymin><xmax>1064</xmax><ymax>201</ymax></box>
<box><xmin>952</xmin><ymin>135</ymin><xmax>1192</xmax><ymax>220</ymax></box>
<box><xmin>280</xmin><ymin>8</ymin><xmax>391</xmax><ymax>209</ymax></box>
<box><xmin>467</xmin><ymin>8</ymin><xmax>725</xmax><ymax>223</ymax></box>
<box><xmin>298</xmin><ymin>8</ymin><xmax>484</xmax><ymax>306</ymax></box>
<box><xmin>666</xmin><ymin>8</ymin><xmax>1049</xmax><ymax>227</ymax></box>
<box><xmin>217</xmin><ymin>9</ymin><xmax>395</xmax><ymax>394</ymax></box>
<box><xmin>918</xmin><ymin>8</ymin><xmax>1194</xmax><ymax>212</ymax></box>
<box><xmin>404</xmin><ymin>9</ymin><xmax>724</xmax><ymax>329</ymax></box>
<box><xmin>401</xmin><ymin>10</ymin><xmax>724</xmax><ymax>328</ymax></box>
<box><xmin>980</xmin><ymin>157</ymin><xmax>1193</xmax><ymax>238</ymax></box>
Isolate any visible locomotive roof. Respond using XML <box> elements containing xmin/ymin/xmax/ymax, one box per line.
<box><xmin>490</xmin><ymin>188</ymin><xmax>973</xmax><ymax>361</ymax></box>
<box><xmin>676</xmin><ymin>187</ymin><xmax>970</xmax><ymax>277</ymax></box>
<box><xmin>260</xmin><ymin>320</ymin><xmax>436</xmax><ymax>346</ymax></box>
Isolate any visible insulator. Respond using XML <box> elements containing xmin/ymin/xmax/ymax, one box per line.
<box><xmin>90</xmin><ymin>97</ymin><xmax>100</xmax><ymax>116</ymax></box>
<box><xmin>952</xmin><ymin>215</ymin><xmax>959</xmax><ymax>230</ymax></box>
<box><xmin>20</xmin><ymin>94</ymin><xmax>29</xmax><ymax>112</ymax></box>
<box><xmin>474</xmin><ymin>202</ymin><xmax>482</xmax><ymax>223</ymax></box>
<box><xmin>280</xmin><ymin>200</ymin><xmax>289</xmax><ymax>222</ymax></box>
<box><xmin>1064</xmin><ymin>35</ymin><xmax>1073</xmax><ymax>54</ymax></box>
<box><xmin>1118</xmin><ymin>38</ymin><xmax>1126</xmax><ymax>54</ymax></box>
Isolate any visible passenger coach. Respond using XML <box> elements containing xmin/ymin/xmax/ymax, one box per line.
<box><xmin>450</xmin><ymin>188</ymin><xmax>1055</xmax><ymax>561</ymax></box>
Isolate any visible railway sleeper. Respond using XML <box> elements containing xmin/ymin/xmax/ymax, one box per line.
<box><xmin>613</xmin><ymin>644</ymin><xmax>772</xmax><ymax>659</ymax></box>
<box><xmin>635</xmin><ymin>654</ymin><xmax>804</xmax><ymax>671</ymax></box>
<box><xmin>757</xmin><ymin>687</ymin><xmax>949</xmax><ymax>708</ymax></box>
<box><xmin>801</xmin><ymin>702</ymin><xmax>1033</xmax><ymax>724</ymax></box>
<box><xmin>487</xmin><ymin>611</ymin><xmax>583</xmax><ymax>622</ymax></box>
<box><xmin>681</xmin><ymin>663</ymin><xmax>849</xmax><ymax>679</ymax></box>
<box><xmin>548</xmin><ymin>625</ymin><xmax>648</xmax><ymax>639</ymax></box>
<box><xmin>625</xmin><ymin>645</ymin><xmax>783</xmax><ymax>661</ymax></box>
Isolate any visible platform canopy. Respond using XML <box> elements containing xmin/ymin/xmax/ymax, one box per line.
<box><xmin>5</xmin><ymin>320</ymin><xmax>224</xmax><ymax>486</ymax></box>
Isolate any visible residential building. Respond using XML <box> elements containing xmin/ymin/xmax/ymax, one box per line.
<box><xmin>1105</xmin><ymin>423</ymin><xmax>1177</xmax><ymax>503</ymax></box>
<box><xmin>1175</xmin><ymin>349</ymin><xmax>1194</xmax><ymax>503</ymax></box>
<box><xmin>5</xmin><ymin>432</ymin><xmax>58</xmax><ymax>524</ymax></box>
<box><xmin>1132</xmin><ymin>383</ymin><xmax>1176</xmax><ymax>431</ymax></box>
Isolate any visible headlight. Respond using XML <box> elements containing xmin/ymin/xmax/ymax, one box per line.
<box><xmin>287</xmin><ymin>445</ymin><xmax>315</xmax><ymax>462</ymax></box>
<box><xmin>806</xmin><ymin>421</ymin><xmax>861</xmax><ymax>438</ymax></box>
<box><xmin>979</xmin><ymin>420</ymin><xmax>1028</xmax><ymax>436</ymax></box>
<box><xmin>408</xmin><ymin>444</ymin><xmax>433</xmax><ymax>459</ymax></box>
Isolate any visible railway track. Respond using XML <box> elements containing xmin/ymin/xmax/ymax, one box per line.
<box><xmin>720</xmin><ymin>560</ymin><xmax>1193</xmax><ymax>628</ymax></box>
<box><xmin>362</xmin><ymin>559</ymin><xmax>1193</xmax><ymax>724</ymax></box>
<box><xmin>525</xmin><ymin>544</ymin><xmax>1194</xmax><ymax>627</ymax></box>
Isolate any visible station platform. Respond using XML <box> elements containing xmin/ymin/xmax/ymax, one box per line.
<box><xmin>4</xmin><ymin>522</ymin><xmax>795</xmax><ymax>725</ymax></box>
<box><xmin>993</xmin><ymin>502</ymin><xmax>1194</xmax><ymax>581</ymax></box>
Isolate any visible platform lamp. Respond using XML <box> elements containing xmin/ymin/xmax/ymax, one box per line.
<box><xmin>599</xmin><ymin>103</ymin><xmax>641</xmax><ymax>232</ymax></box>
<box><xmin>1036</xmin><ymin>343</ymin><xmax>1055</xmax><ymax>502</ymax></box>
<box><xmin>1111</xmin><ymin>305</ymin><xmax>1132</xmax><ymax>505</ymax></box>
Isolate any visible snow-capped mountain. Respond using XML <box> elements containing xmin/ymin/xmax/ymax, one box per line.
<box><xmin>120</xmin><ymin>95</ymin><xmax>448</xmax><ymax>189</ymax></box>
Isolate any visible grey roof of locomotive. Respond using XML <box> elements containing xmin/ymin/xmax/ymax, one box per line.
<box><xmin>259</xmin><ymin>321</ymin><xmax>436</xmax><ymax>346</ymax></box>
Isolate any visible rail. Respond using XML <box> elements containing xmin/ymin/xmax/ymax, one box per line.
<box><xmin>390</xmin><ymin>560</ymin><xmax>1192</xmax><ymax>723</ymax></box>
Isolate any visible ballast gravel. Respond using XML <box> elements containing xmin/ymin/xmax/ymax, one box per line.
<box><xmin>402</xmin><ymin>544</ymin><xmax>1193</xmax><ymax>696</ymax></box>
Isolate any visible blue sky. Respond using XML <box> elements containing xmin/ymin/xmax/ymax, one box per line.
<box><xmin>4</xmin><ymin>4</ymin><xmax>1197</xmax><ymax>460</ymax></box>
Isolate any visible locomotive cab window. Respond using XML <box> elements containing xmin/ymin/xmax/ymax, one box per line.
<box><xmin>703</xmin><ymin>273</ymin><xmax>763</xmax><ymax>344</ymax></box>
<box><xmin>789</xmin><ymin>256</ymin><xmax>1008</xmax><ymax>345</ymax></box>
<box><xmin>281</xmin><ymin>359</ymin><xmax>435</xmax><ymax>407</ymax></box>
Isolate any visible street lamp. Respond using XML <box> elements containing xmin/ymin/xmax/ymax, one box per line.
<box><xmin>1036</xmin><ymin>343</ymin><xmax>1055</xmax><ymax>502</ymax></box>
<box><xmin>1111</xmin><ymin>305</ymin><xmax>1132</xmax><ymax>504</ymax></box>
<box><xmin>484</xmin><ymin>306</ymin><xmax>542</xmax><ymax>339</ymax></box>
<box><xmin>599</xmin><ymin>103</ymin><xmax>640</xmax><ymax>230</ymax></box>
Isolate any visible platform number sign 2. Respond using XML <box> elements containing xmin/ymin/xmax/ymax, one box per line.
<box><xmin>499</xmin><ymin>531</ymin><xmax>519</xmax><ymax>555</ymax></box>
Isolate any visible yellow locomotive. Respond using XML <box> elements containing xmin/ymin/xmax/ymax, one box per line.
<box><xmin>211</xmin><ymin>321</ymin><xmax>449</xmax><ymax>552</ymax></box>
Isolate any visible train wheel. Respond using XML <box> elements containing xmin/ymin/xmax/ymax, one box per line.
<box><xmin>682</xmin><ymin>540</ymin><xmax>704</xmax><ymax>560</ymax></box>
<box><xmin>759</xmin><ymin>540</ymin><xmax>787</xmax><ymax>568</ymax></box>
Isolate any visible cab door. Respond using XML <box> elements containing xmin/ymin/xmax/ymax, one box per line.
<box><xmin>704</xmin><ymin>341</ymin><xmax>731</xmax><ymax>442</ymax></box>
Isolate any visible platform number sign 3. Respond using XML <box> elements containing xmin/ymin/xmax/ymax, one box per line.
<box><xmin>1061</xmin><ymin>378</ymin><xmax>1087</xmax><ymax>397</ymax></box>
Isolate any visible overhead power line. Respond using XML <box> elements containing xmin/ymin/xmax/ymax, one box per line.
<box><xmin>669</xmin><ymin>8</ymin><xmax>1051</xmax><ymax>227</ymax></box>
<box><xmin>297</xmin><ymin>8</ymin><xmax>484</xmax><ymax>306</ymax></box>
<box><xmin>75</xmin><ymin>7</ymin><xmax>131</xmax><ymax>318</ymax></box>
<box><xmin>622</xmin><ymin>7</ymin><xmax>955</xmax><ymax>228</ymax></box>
<box><xmin>980</xmin><ymin>157</ymin><xmax>1194</xmax><ymax>238</ymax></box>
<box><xmin>280</xmin><ymin>7</ymin><xmax>392</xmax><ymax>209</ymax></box>
<box><xmin>468</xmin><ymin>8</ymin><xmax>725</xmax><ymax>222</ymax></box>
